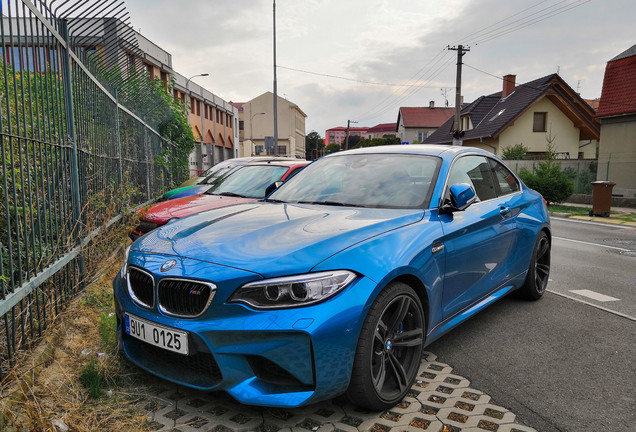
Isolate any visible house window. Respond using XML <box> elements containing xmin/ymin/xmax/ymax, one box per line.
<box><xmin>255</xmin><ymin>145</ymin><xmax>264</xmax><ymax>155</ymax></box>
<box><xmin>239</xmin><ymin>120</ymin><xmax>244</xmax><ymax>131</ymax></box>
<box><xmin>533</xmin><ymin>112</ymin><xmax>547</xmax><ymax>132</ymax></box>
<box><xmin>417</xmin><ymin>131</ymin><xmax>428</xmax><ymax>141</ymax></box>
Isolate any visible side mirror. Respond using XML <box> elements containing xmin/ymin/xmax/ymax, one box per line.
<box><xmin>442</xmin><ymin>183</ymin><xmax>477</xmax><ymax>212</ymax></box>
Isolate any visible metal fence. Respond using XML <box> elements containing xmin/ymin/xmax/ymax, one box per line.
<box><xmin>503</xmin><ymin>158</ymin><xmax>600</xmax><ymax>195</ymax></box>
<box><xmin>0</xmin><ymin>0</ymin><xmax>186</xmax><ymax>377</ymax></box>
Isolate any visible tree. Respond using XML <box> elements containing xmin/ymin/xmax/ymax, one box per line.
<box><xmin>519</xmin><ymin>160</ymin><xmax>573</xmax><ymax>205</ymax></box>
<box><xmin>354</xmin><ymin>136</ymin><xmax>401</xmax><ymax>148</ymax></box>
<box><xmin>305</xmin><ymin>131</ymin><xmax>323</xmax><ymax>159</ymax></box>
<box><xmin>326</xmin><ymin>143</ymin><xmax>340</xmax><ymax>154</ymax></box>
<box><xmin>501</xmin><ymin>143</ymin><xmax>528</xmax><ymax>160</ymax></box>
<box><xmin>345</xmin><ymin>135</ymin><xmax>362</xmax><ymax>149</ymax></box>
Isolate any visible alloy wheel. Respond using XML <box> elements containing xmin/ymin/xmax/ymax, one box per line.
<box><xmin>534</xmin><ymin>235</ymin><xmax>551</xmax><ymax>294</ymax></box>
<box><xmin>370</xmin><ymin>294</ymin><xmax>423</xmax><ymax>400</ymax></box>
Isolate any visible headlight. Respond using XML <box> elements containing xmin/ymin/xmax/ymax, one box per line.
<box><xmin>120</xmin><ymin>245</ymin><xmax>131</xmax><ymax>277</ymax></box>
<box><xmin>229</xmin><ymin>270</ymin><xmax>356</xmax><ymax>309</ymax></box>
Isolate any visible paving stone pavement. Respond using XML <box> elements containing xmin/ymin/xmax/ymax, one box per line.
<box><xmin>142</xmin><ymin>352</ymin><xmax>536</xmax><ymax>432</ymax></box>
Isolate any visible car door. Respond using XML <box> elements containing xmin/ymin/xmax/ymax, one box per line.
<box><xmin>438</xmin><ymin>155</ymin><xmax>517</xmax><ymax>319</ymax></box>
<box><xmin>488</xmin><ymin>157</ymin><xmax>526</xmax><ymax>278</ymax></box>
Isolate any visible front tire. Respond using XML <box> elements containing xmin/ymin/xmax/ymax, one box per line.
<box><xmin>346</xmin><ymin>282</ymin><xmax>424</xmax><ymax>410</ymax></box>
<box><xmin>519</xmin><ymin>231</ymin><xmax>551</xmax><ymax>300</ymax></box>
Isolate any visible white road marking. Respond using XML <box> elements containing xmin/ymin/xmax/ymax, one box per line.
<box><xmin>548</xmin><ymin>290</ymin><xmax>636</xmax><ymax>322</ymax></box>
<box><xmin>553</xmin><ymin>236</ymin><xmax>631</xmax><ymax>252</ymax></box>
<box><xmin>569</xmin><ymin>289</ymin><xmax>620</xmax><ymax>302</ymax></box>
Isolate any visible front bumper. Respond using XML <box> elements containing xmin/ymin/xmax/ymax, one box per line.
<box><xmin>112</xmin><ymin>260</ymin><xmax>375</xmax><ymax>407</ymax></box>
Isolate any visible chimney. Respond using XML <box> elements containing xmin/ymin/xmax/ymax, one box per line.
<box><xmin>429</xmin><ymin>101</ymin><xmax>435</xmax><ymax>108</ymax></box>
<box><xmin>502</xmin><ymin>74</ymin><xmax>516</xmax><ymax>98</ymax></box>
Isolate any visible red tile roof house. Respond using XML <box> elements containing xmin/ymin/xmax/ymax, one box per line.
<box><xmin>595</xmin><ymin>44</ymin><xmax>636</xmax><ymax>198</ymax></box>
<box><xmin>396</xmin><ymin>103</ymin><xmax>455</xmax><ymax>143</ymax></box>
<box><xmin>366</xmin><ymin>123</ymin><xmax>398</xmax><ymax>139</ymax></box>
<box><xmin>424</xmin><ymin>74</ymin><xmax>599</xmax><ymax>160</ymax></box>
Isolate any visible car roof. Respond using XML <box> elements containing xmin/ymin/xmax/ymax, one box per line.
<box><xmin>331</xmin><ymin>144</ymin><xmax>491</xmax><ymax>158</ymax></box>
<box><xmin>244</xmin><ymin>160</ymin><xmax>309</xmax><ymax>168</ymax></box>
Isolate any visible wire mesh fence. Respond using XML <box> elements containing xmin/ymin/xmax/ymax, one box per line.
<box><xmin>503</xmin><ymin>159</ymin><xmax>600</xmax><ymax>195</ymax></box>
<box><xmin>0</xmin><ymin>0</ymin><xmax>187</xmax><ymax>378</ymax></box>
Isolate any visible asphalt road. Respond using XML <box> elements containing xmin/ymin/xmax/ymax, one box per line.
<box><xmin>549</xmin><ymin>217</ymin><xmax>636</xmax><ymax>319</ymax></box>
<box><xmin>428</xmin><ymin>217</ymin><xmax>636</xmax><ymax>432</ymax></box>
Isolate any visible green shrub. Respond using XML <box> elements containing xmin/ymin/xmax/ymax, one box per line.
<box><xmin>501</xmin><ymin>143</ymin><xmax>528</xmax><ymax>160</ymax></box>
<box><xmin>519</xmin><ymin>161</ymin><xmax>574</xmax><ymax>205</ymax></box>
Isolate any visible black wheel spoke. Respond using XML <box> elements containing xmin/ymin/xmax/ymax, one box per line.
<box><xmin>375</xmin><ymin>318</ymin><xmax>387</xmax><ymax>343</ymax></box>
<box><xmin>386</xmin><ymin>297</ymin><xmax>411</xmax><ymax>333</ymax></box>
<box><xmin>392</xmin><ymin>329</ymin><xmax>423</xmax><ymax>348</ymax></box>
<box><xmin>373</xmin><ymin>357</ymin><xmax>387</xmax><ymax>390</ymax></box>
<box><xmin>537</xmin><ymin>239</ymin><xmax>549</xmax><ymax>258</ymax></box>
<box><xmin>536</xmin><ymin>263</ymin><xmax>550</xmax><ymax>278</ymax></box>
<box><xmin>387</xmin><ymin>352</ymin><xmax>408</xmax><ymax>392</ymax></box>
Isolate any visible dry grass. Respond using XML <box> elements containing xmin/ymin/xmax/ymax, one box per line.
<box><xmin>0</xmin><ymin>261</ymin><xmax>159</xmax><ymax>432</ymax></box>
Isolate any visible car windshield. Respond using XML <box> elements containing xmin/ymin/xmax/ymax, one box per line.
<box><xmin>268</xmin><ymin>154</ymin><xmax>440</xmax><ymax>209</ymax></box>
<box><xmin>205</xmin><ymin>165</ymin><xmax>289</xmax><ymax>198</ymax></box>
<box><xmin>200</xmin><ymin>165</ymin><xmax>242</xmax><ymax>185</ymax></box>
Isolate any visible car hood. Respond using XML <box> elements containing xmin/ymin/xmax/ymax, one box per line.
<box><xmin>132</xmin><ymin>202</ymin><xmax>424</xmax><ymax>277</ymax></box>
<box><xmin>162</xmin><ymin>185</ymin><xmax>196</xmax><ymax>200</ymax></box>
<box><xmin>139</xmin><ymin>194</ymin><xmax>256</xmax><ymax>224</ymax></box>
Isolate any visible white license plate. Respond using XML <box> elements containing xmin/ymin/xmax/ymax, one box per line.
<box><xmin>125</xmin><ymin>313</ymin><xmax>189</xmax><ymax>355</ymax></box>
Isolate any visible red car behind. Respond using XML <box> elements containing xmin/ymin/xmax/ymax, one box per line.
<box><xmin>130</xmin><ymin>160</ymin><xmax>308</xmax><ymax>240</ymax></box>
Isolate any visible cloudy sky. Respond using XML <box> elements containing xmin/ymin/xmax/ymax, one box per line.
<box><xmin>124</xmin><ymin>0</ymin><xmax>634</xmax><ymax>137</ymax></box>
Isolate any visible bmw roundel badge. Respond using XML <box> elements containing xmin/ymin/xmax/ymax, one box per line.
<box><xmin>160</xmin><ymin>259</ymin><xmax>177</xmax><ymax>272</ymax></box>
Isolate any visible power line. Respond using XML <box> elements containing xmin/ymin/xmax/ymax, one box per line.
<box><xmin>466</xmin><ymin>0</ymin><xmax>593</xmax><ymax>47</ymax></box>
<box><xmin>356</xmin><ymin>50</ymin><xmax>455</xmax><ymax>122</ymax></box>
<box><xmin>276</xmin><ymin>65</ymin><xmax>440</xmax><ymax>88</ymax></box>
<box><xmin>449</xmin><ymin>0</ymin><xmax>553</xmax><ymax>46</ymax></box>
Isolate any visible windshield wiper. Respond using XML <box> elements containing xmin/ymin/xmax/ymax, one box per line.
<box><xmin>297</xmin><ymin>200</ymin><xmax>372</xmax><ymax>208</ymax></box>
<box><xmin>264</xmin><ymin>198</ymin><xmax>287</xmax><ymax>203</ymax></box>
<box><xmin>211</xmin><ymin>191</ymin><xmax>248</xmax><ymax>198</ymax></box>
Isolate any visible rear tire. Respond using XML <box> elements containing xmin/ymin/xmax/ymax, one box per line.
<box><xmin>346</xmin><ymin>282</ymin><xmax>424</xmax><ymax>410</ymax></box>
<box><xmin>519</xmin><ymin>231</ymin><xmax>550</xmax><ymax>300</ymax></box>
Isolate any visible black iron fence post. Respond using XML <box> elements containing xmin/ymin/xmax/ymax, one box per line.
<box><xmin>59</xmin><ymin>19</ymin><xmax>86</xmax><ymax>285</ymax></box>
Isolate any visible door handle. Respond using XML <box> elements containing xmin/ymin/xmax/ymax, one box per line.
<box><xmin>432</xmin><ymin>241</ymin><xmax>444</xmax><ymax>254</ymax></box>
<box><xmin>499</xmin><ymin>206</ymin><xmax>511</xmax><ymax>216</ymax></box>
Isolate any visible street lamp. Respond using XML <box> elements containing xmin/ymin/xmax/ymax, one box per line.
<box><xmin>185</xmin><ymin>73</ymin><xmax>209</xmax><ymax>123</ymax></box>
<box><xmin>251</xmin><ymin>112</ymin><xmax>265</xmax><ymax>155</ymax></box>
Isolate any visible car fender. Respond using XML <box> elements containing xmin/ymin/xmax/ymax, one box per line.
<box><xmin>311</xmin><ymin>210</ymin><xmax>445</xmax><ymax>336</ymax></box>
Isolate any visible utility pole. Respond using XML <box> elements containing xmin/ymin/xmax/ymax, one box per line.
<box><xmin>448</xmin><ymin>45</ymin><xmax>469</xmax><ymax>145</ymax></box>
<box><xmin>344</xmin><ymin>119</ymin><xmax>358</xmax><ymax>151</ymax></box>
<box><xmin>273</xmin><ymin>0</ymin><xmax>279</xmax><ymax>154</ymax></box>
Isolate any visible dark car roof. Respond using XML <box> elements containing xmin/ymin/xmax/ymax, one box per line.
<box><xmin>245</xmin><ymin>160</ymin><xmax>309</xmax><ymax>168</ymax></box>
<box><xmin>330</xmin><ymin>144</ymin><xmax>489</xmax><ymax>159</ymax></box>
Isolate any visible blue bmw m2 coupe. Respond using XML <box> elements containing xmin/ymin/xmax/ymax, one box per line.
<box><xmin>113</xmin><ymin>145</ymin><xmax>551</xmax><ymax>410</ymax></box>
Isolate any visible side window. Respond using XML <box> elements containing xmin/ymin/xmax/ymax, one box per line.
<box><xmin>447</xmin><ymin>156</ymin><xmax>497</xmax><ymax>201</ymax></box>
<box><xmin>489</xmin><ymin>159</ymin><xmax>520</xmax><ymax>196</ymax></box>
<box><xmin>284</xmin><ymin>166</ymin><xmax>304</xmax><ymax>181</ymax></box>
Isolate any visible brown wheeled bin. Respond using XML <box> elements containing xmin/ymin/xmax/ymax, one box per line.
<box><xmin>590</xmin><ymin>181</ymin><xmax>616</xmax><ymax>217</ymax></box>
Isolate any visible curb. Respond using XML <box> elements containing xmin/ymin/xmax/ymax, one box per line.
<box><xmin>549</xmin><ymin>213</ymin><xmax>636</xmax><ymax>227</ymax></box>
